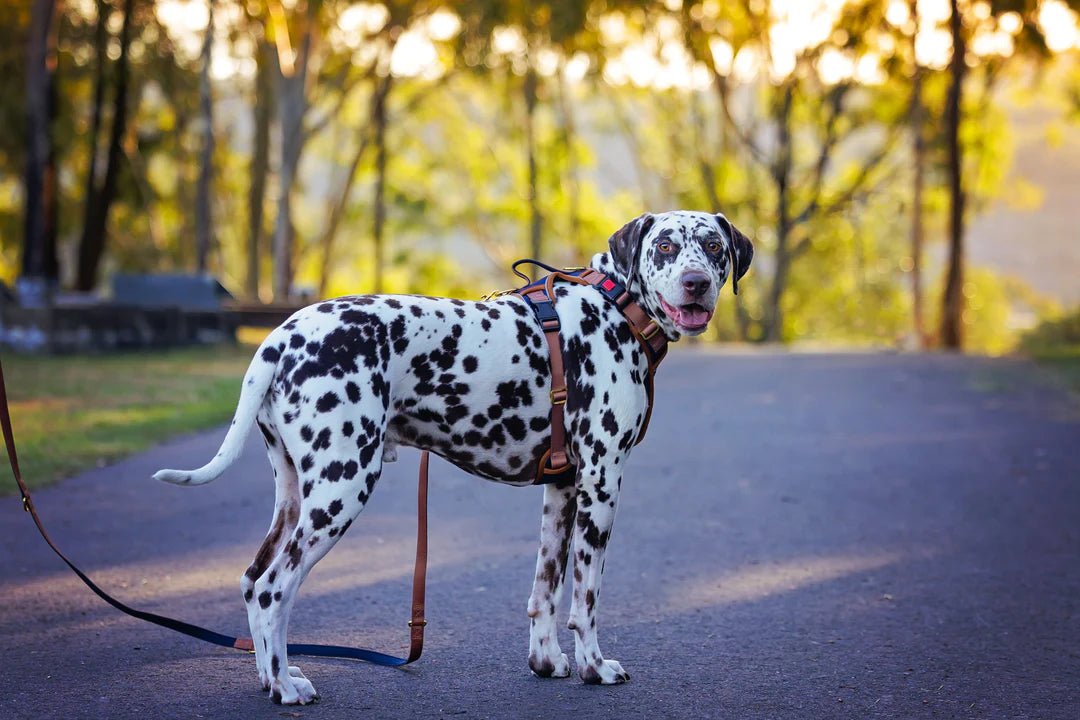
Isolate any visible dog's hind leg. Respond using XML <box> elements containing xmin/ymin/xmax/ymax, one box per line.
<box><xmin>241</xmin><ymin>413</ymin><xmax>301</xmax><ymax>691</ymax></box>
<box><xmin>250</xmin><ymin>407</ymin><xmax>388</xmax><ymax>705</ymax></box>
<box><xmin>527</xmin><ymin>481</ymin><xmax>577</xmax><ymax>678</ymax></box>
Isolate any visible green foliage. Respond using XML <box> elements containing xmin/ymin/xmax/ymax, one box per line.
<box><xmin>781</xmin><ymin>200</ymin><xmax>911</xmax><ymax>343</ymax></box>
<box><xmin>1019</xmin><ymin>305</ymin><xmax>1080</xmax><ymax>394</ymax></box>
<box><xmin>5</xmin><ymin>0</ymin><xmax>1076</xmax><ymax>354</ymax></box>
<box><xmin>1020</xmin><ymin>305</ymin><xmax>1080</xmax><ymax>351</ymax></box>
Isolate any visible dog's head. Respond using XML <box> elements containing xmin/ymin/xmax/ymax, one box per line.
<box><xmin>599</xmin><ymin>210</ymin><xmax>753</xmax><ymax>338</ymax></box>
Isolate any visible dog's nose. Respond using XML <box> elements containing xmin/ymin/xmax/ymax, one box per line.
<box><xmin>681</xmin><ymin>270</ymin><xmax>711</xmax><ymax>298</ymax></box>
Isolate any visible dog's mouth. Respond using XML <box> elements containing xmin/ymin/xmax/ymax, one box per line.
<box><xmin>659</xmin><ymin>297</ymin><xmax>713</xmax><ymax>333</ymax></box>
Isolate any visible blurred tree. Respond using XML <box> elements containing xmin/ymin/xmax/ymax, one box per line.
<box><xmin>680</xmin><ymin>0</ymin><xmax>907</xmax><ymax>341</ymax></box>
<box><xmin>269</xmin><ymin>0</ymin><xmax>317</xmax><ymax>301</ymax></box>
<box><xmin>936</xmin><ymin>0</ymin><xmax>1072</xmax><ymax>349</ymax></box>
<box><xmin>76</xmin><ymin>0</ymin><xmax>134</xmax><ymax>292</ymax></box>
<box><xmin>3</xmin><ymin>0</ymin><xmax>1076</xmax><ymax>354</ymax></box>
<box><xmin>908</xmin><ymin>0</ymin><xmax>928</xmax><ymax>348</ymax></box>
<box><xmin>313</xmin><ymin>1</ymin><xmax>456</xmax><ymax>296</ymax></box>
<box><xmin>23</xmin><ymin>0</ymin><xmax>61</xmax><ymax>301</ymax></box>
<box><xmin>941</xmin><ymin>0</ymin><xmax>966</xmax><ymax>349</ymax></box>
<box><xmin>453</xmin><ymin>0</ymin><xmax>590</xmax><ymax>273</ymax></box>
<box><xmin>194</xmin><ymin>0</ymin><xmax>215</xmax><ymax>274</ymax></box>
<box><xmin>248</xmin><ymin>33</ymin><xmax>275</xmax><ymax>300</ymax></box>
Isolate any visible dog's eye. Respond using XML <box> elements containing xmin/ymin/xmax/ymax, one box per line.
<box><xmin>706</xmin><ymin>241</ymin><xmax>722</xmax><ymax>254</ymax></box>
<box><xmin>656</xmin><ymin>241</ymin><xmax>675</xmax><ymax>254</ymax></box>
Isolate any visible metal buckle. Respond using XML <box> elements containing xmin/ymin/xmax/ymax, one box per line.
<box><xmin>408</xmin><ymin>619</ymin><xmax>428</xmax><ymax>627</ymax></box>
<box><xmin>550</xmin><ymin>388</ymin><xmax>567</xmax><ymax>405</ymax></box>
<box><xmin>22</xmin><ymin>495</ymin><xmax>30</xmax><ymax>512</ymax></box>
<box><xmin>639</xmin><ymin>322</ymin><xmax>660</xmax><ymax>341</ymax></box>
<box><xmin>481</xmin><ymin>289</ymin><xmax>512</xmax><ymax>301</ymax></box>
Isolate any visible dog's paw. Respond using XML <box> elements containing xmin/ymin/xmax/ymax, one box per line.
<box><xmin>269</xmin><ymin>674</ymin><xmax>319</xmax><ymax>705</ymax></box>
<box><xmin>260</xmin><ymin>664</ymin><xmax>305</xmax><ymax>690</ymax></box>
<box><xmin>580</xmin><ymin>659</ymin><xmax>630</xmax><ymax>685</ymax></box>
<box><xmin>529</xmin><ymin>651</ymin><xmax>571</xmax><ymax>678</ymax></box>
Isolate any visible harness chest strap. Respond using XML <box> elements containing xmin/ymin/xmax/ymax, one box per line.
<box><xmin>515</xmin><ymin>268</ymin><xmax>669</xmax><ymax>483</ymax></box>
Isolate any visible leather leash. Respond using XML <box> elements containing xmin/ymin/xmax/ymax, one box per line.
<box><xmin>0</xmin><ymin>354</ymin><xmax>427</xmax><ymax>666</ymax></box>
<box><xmin>0</xmin><ymin>262</ymin><xmax>662</xmax><ymax>663</ymax></box>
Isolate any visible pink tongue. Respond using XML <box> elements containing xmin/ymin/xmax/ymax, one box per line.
<box><xmin>678</xmin><ymin>305</ymin><xmax>710</xmax><ymax>327</ymax></box>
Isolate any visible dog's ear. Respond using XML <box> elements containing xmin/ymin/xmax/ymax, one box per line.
<box><xmin>715</xmin><ymin>214</ymin><xmax>754</xmax><ymax>295</ymax></box>
<box><xmin>608</xmin><ymin>213</ymin><xmax>656</xmax><ymax>282</ymax></box>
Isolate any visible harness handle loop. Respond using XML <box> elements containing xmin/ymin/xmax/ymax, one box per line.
<box><xmin>510</xmin><ymin>258</ymin><xmax>563</xmax><ymax>284</ymax></box>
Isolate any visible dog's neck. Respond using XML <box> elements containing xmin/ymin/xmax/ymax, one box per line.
<box><xmin>590</xmin><ymin>252</ymin><xmax>679</xmax><ymax>342</ymax></box>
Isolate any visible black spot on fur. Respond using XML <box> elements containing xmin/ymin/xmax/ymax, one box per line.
<box><xmin>257</xmin><ymin>421</ymin><xmax>277</xmax><ymax>447</ymax></box>
<box><xmin>601</xmin><ymin>409</ymin><xmax>618</xmax><ymax>436</ymax></box>
<box><xmin>316</xmin><ymin>392</ymin><xmax>341</xmax><ymax>413</ymax></box>
<box><xmin>310</xmin><ymin>508</ymin><xmax>332</xmax><ymax>530</ymax></box>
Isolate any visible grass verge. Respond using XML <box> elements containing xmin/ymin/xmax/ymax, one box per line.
<box><xmin>1</xmin><ymin>344</ymin><xmax>255</xmax><ymax>495</ymax></box>
<box><xmin>1029</xmin><ymin>344</ymin><xmax>1080</xmax><ymax>397</ymax></box>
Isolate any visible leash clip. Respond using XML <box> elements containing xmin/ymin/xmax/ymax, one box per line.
<box><xmin>21</xmin><ymin>495</ymin><xmax>30</xmax><ymax>513</ymax></box>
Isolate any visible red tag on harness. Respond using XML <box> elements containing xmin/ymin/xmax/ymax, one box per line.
<box><xmin>601</xmin><ymin>278</ymin><xmax>616</xmax><ymax>291</ymax></box>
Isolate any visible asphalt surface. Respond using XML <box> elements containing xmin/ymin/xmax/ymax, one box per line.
<box><xmin>1</xmin><ymin>349</ymin><xmax>1078</xmax><ymax>720</ymax></box>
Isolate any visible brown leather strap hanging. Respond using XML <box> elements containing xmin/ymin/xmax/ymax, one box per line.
<box><xmin>406</xmin><ymin>451</ymin><xmax>430</xmax><ymax>661</ymax></box>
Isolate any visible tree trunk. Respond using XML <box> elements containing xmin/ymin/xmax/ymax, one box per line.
<box><xmin>316</xmin><ymin>122</ymin><xmax>371</xmax><ymax>298</ymax></box>
<box><xmin>909</xmin><ymin>0</ymin><xmax>927</xmax><ymax>348</ymax></box>
<box><xmin>556</xmin><ymin>69</ymin><xmax>580</xmax><ymax>260</ymax></box>
<box><xmin>316</xmin><ymin>122</ymin><xmax>372</xmax><ymax>298</ymax></box>
<box><xmin>940</xmin><ymin>0</ymin><xmax>966</xmax><ymax>350</ymax></box>
<box><xmin>271</xmin><ymin>24</ymin><xmax>312</xmax><ymax>302</ymax></box>
<box><xmin>523</xmin><ymin>68</ymin><xmax>541</xmax><ymax>275</ymax></box>
<box><xmin>763</xmin><ymin>83</ymin><xmax>795</xmax><ymax>343</ymax></box>
<box><xmin>22</xmin><ymin>0</ymin><xmax>61</xmax><ymax>302</ymax></box>
<box><xmin>195</xmin><ymin>0</ymin><xmax>215</xmax><ymax>274</ymax></box>
<box><xmin>76</xmin><ymin>0</ymin><xmax>134</xmax><ymax>292</ymax></box>
<box><xmin>79</xmin><ymin>0</ymin><xmax>107</xmax><ymax>257</ymax></box>
<box><xmin>371</xmin><ymin>73</ymin><xmax>392</xmax><ymax>295</ymax></box>
<box><xmin>246</xmin><ymin>39</ymin><xmax>274</xmax><ymax>300</ymax></box>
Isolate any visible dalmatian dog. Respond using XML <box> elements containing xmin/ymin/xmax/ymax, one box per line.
<box><xmin>154</xmin><ymin>210</ymin><xmax>752</xmax><ymax>705</ymax></box>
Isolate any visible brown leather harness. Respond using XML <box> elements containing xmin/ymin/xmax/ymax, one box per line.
<box><xmin>507</xmin><ymin>264</ymin><xmax>669</xmax><ymax>485</ymax></box>
<box><xmin>0</xmin><ymin>262</ymin><xmax>667</xmax><ymax>668</ymax></box>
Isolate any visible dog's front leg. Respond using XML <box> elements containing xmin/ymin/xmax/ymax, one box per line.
<box><xmin>527</xmin><ymin>481</ymin><xmax>577</xmax><ymax>678</ymax></box>
<box><xmin>568</xmin><ymin>464</ymin><xmax>629</xmax><ymax>684</ymax></box>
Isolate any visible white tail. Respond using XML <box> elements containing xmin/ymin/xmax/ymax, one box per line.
<box><xmin>153</xmin><ymin>335</ymin><xmax>280</xmax><ymax>486</ymax></box>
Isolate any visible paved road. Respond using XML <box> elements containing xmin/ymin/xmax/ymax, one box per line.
<box><xmin>2</xmin><ymin>350</ymin><xmax>1078</xmax><ymax>720</ymax></box>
